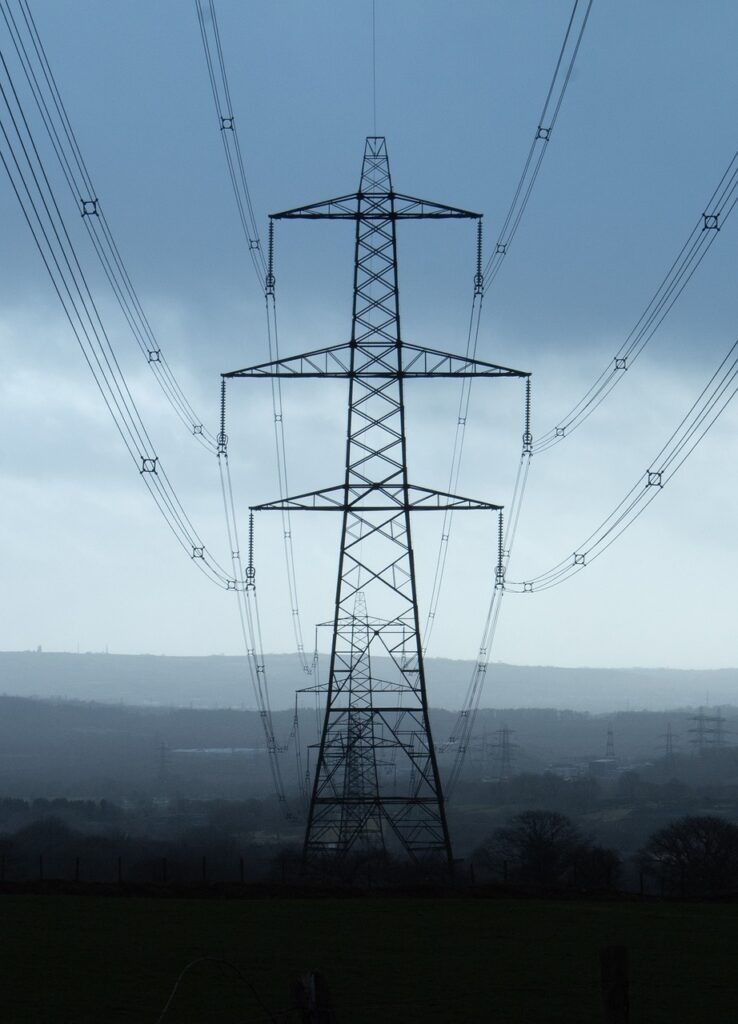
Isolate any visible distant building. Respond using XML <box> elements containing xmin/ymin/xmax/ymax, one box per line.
<box><xmin>587</xmin><ymin>757</ymin><xmax>618</xmax><ymax>779</ymax></box>
<box><xmin>546</xmin><ymin>762</ymin><xmax>585</xmax><ymax>781</ymax></box>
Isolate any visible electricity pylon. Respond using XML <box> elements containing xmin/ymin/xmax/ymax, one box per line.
<box><xmin>225</xmin><ymin>137</ymin><xmax>527</xmax><ymax>865</ymax></box>
<box><xmin>491</xmin><ymin>725</ymin><xmax>516</xmax><ymax>781</ymax></box>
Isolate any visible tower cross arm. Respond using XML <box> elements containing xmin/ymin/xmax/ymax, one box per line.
<box><xmin>224</xmin><ymin>343</ymin><xmax>353</xmax><ymax>378</ymax></box>
<box><xmin>223</xmin><ymin>342</ymin><xmax>529</xmax><ymax>380</ymax></box>
<box><xmin>272</xmin><ymin>192</ymin><xmax>480</xmax><ymax>221</ymax></box>
<box><xmin>251</xmin><ymin>482</ymin><xmax>502</xmax><ymax>513</ymax></box>
<box><xmin>401</xmin><ymin>343</ymin><xmax>528</xmax><ymax>378</ymax></box>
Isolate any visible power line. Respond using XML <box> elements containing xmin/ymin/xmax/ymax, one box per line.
<box><xmin>505</xmin><ymin>333</ymin><xmax>738</xmax><ymax>593</ymax></box>
<box><xmin>195</xmin><ymin>1</ymin><xmax>312</xmax><ymax>674</ymax></box>
<box><xmin>422</xmin><ymin>0</ymin><xmax>593</xmax><ymax>657</ymax></box>
<box><xmin>1</xmin><ymin>3</ymin><xmax>303</xmax><ymax>812</ymax></box>
<box><xmin>439</xmin><ymin>12</ymin><xmax>738</xmax><ymax>787</ymax></box>
<box><xmin>533</xmin><ymin>148</ymin><xmax>738</xmax><ymax>453</ymax></box>
<box><xmin>413</xmin><ymin>1</ymin><xmax>596</xmax><ymax>789</ymax></box>
<box><xmin>1</xmin><ymin>0</ymin><xmax>218</xmax><ymax>452</ymax></box>
<box><xmin>194</xmin><ymin>0</ymin><xmax>266</xmax><ymax>286</ymax></box>
<box><xmin>482</xmin><ymin>0</ymin><xmax>594</xmax><ymax>286</ymax></box>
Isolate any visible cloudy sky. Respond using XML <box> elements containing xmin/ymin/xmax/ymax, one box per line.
<box><xmin>1</xmin><ymin>0</ymin><xmax>737</xmax><ymax>673</ymax></box>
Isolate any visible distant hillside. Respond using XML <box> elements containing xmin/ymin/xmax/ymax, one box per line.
<box><xmin>0</xmin><ymin>651</ymin><xmax>736</xmax><ymax>711</ymax></box>
<box><xmin>0</xmin><ymin>693</ymin><xmax>734</xmax><ymax>804</ymax></box>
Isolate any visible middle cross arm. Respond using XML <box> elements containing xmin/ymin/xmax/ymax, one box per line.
<box><xmin>252</xmin><ymin>483</ymin><xmax>502</xmax><ymax>513</ymax></box>
<box><xmin>224</xmin><ymin>342</ymin><xmax>528</xmax><ymax>380</ymax></box>
<box><xmin>272</xmin><ymin>192</ymin><xmax>480</xmax><ymax>220</ymax></box>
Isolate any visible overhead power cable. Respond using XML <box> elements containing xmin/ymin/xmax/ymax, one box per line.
<box><xmin>2</xmin><ymin>4</ymin><xmax>298</xmax><ymax>813</ymax></box>
<box><xmin>263</xmin><ymin>256</ymin><xmax>313</xmax><ymax>674</ymax></box>
<box><xmin>423</xmin><ymin>1</ymin><xmax>593</xmax><ymax>656</ymax></box>
<box><xmin>444</xmin><ymin>410</ymin><xmax>533</xmax><ymax>800</ymax></box>
<box><xmin>1</xmin><ymin>0</ymin><xmax>218</xmax><ymax>452</ymax></box>
<box><xmin>0</xmin><ymin>38</ymin><xmax>234</xmax><ymax>591</ymax></box>
<box><xmin>482</xmin><ymin>0</ymin><xmax>594</xmax><ymax>287</ymax></box>
<box><xmin>446</xmin><ymin>326</ymin><xmax>738</xmax><ymax>792</ymax></box>
<box><xmin>506</xmin><ymin>332</ymin><xmax>738</xmax><ymax>593</ymax></box>
<box><xmin>195</xmin><ymin>1</ymin><xmax>312</xmax><ymax>674</ymax></box>
<box><xmin>438</xmin><ymin>1</ymin><xmax>737</xmax><ymax>789</ymax></box>
<box><xmin>533</xmin><ymin>148</ymin><xmax>738</xmax><ymax>453</ymax></box>
<box><xmin>195</xmin><ymin>0</ymin><xmax>266</xmax><ymax>287</ymax></box>
<box><xmin>217</xmin><ymin>425</ymin><xmax>292</xmax><ymax>809</ymax></box>
<box><xmin>422</xmin><ymin>225</ymin><xmax>485</xmax><ymax>652</ymax></box>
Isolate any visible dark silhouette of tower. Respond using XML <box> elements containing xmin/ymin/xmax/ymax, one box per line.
<box><xmin>156</xmin><ymin>739</ymin><xmax>172</xmax><ymax>788</ymax></box>
<box><xmin>491</xmin><ymin>725</ymin><xmax>515</xmax><ymax>781</ymax></box>
<box><xmin>225</xmin><ymin>138</ymin><xmax>527</xmax><ymax>864</ymax></box>
<box><xmin>662</xmin><ymin>721</ymin><xmax>677</xmax><ymax>764</ymax></box>
<box><xmin>689</xmin><ymin>707</ymin><xmax>727</xmax><ymax>756</ymax></box>
<box><xmin>605</xmin><ymin>723</ymin><xmax>615</xmax><ymax>760</ymax></box>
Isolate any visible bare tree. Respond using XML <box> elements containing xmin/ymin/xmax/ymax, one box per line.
<box><xmin>475</xmin><ymin>810</ymin><xmax>583</xmax><ymax>887</ymax></box>
<box><xmin>640</xmin><ymin>815</ymin><xmax>738</xmax><ymax>895</ymax></box>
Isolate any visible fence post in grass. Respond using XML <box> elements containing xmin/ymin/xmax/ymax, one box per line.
<box><xmin>162</xmin><ymin>857</ymin><xmax>167</xmax><ymax>884</ymax></box>
<box><xmin>117</xmin><ymin>855</ymin><xmax>122</xmax><ymax>885</ymax></box>
<box><xmin>291</xmin><ymin>970</ymin><xmax>336</xmax><ymax>1023</ymax></box>
<box><xmin>239</xmin><ymin>856</ymin><xmax>244</xmax><ymax>883</ymax></box>
<box><xmin>75</xmin><ymin>856</ymin><xmax>80</xmax><ymax>883</ymax></box>
<box><xmin>600</xmin><ymin>945</ymin><xmax>629</xmax><ymax>1023</ymax></box>
<box><xmin>201</xmin><ymin>855</ymin><xmax>207</xmax><ymax>884</ymax></box>
<box><xmin>39</xmin><ymin>854</ymin><xmax>43</xmax><ymax>882</ymax></box>
<box><xmin>503</xmin><ymin>859</ymin><xmax>508</xmax><ymax>884</ymax></box>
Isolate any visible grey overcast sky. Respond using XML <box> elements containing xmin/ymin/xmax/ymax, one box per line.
<box><xmin>1</xmin><ymin>1</ymin><xmax>737</xmax><ymax>670</ymax></box>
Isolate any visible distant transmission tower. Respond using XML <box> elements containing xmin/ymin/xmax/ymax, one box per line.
<box><xmin>156</xmin><ymin>739</ymin><xmax>172</xmax><ymax>789</ymax></box>
<box><xmin>662</xmin><ymin>721</ymin><xmax>677</xmax><ymax>764</ymax></box>
<box><xmin>605</xmin><ymin>723</ymin><xmax>615</xmax><ymax>760</ymax></box>
<box><xmin>490</xmin><ymin>725</ymin><xmax>516</xmax><ymax>781</ymax></box>
<box><xmin>689</xmin><ymin>707</ymin><xmax>727</xmax><ymax>756</ymax></box>
<box><xmin>225</xmin><ymin>138</ymin><xmax>527</xmax><ymax>864</ymax></box>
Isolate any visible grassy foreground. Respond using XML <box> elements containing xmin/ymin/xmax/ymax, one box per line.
<box><xmin>3</xmin><ymin>893</ymin><xmax>736</xmax><ymax>1022</ymax></box>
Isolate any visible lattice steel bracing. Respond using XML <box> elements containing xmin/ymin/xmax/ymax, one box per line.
<box><xmin>226</xmin><ymin>138</ymin><xmax>527</xmax><ymax>864</ymax></box>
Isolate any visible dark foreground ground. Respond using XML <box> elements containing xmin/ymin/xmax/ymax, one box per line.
<box><xmin>3</xmin><ymin>891</ymin><xmax>736</xmax><ymax>1022</ymax></box>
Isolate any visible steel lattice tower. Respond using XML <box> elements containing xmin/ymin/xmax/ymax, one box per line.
<box><xmin>226</xmin><ymin>138</ymin><xmax>527</xmax><ymax>864</ymax></box>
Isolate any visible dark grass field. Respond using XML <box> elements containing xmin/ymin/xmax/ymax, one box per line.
<box><xmin>3</xmin><ymin>892</ymin><xmax>736</xmax><ymax>1022</ymax></box>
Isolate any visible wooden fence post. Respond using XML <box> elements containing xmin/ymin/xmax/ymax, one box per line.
<box><xmin>291</xmin><ymin>970</ymin><xmax>336</xmax><ymax>1023</ymax></box>
<box><xmin>600</xmin><ymin>945</ymin><xmax>629</xmax><ymax>1023</ymax></box>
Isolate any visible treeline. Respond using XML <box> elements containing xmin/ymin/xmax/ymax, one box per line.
<box><xmin>448</xmin><ymin>752</ymin><xmax>738</xmax><ymax>857</ymax></box>
<box><xmin>0</xmin><ymin>796</ymin><xmax>293</xmax><ymax>885</ymax></box>
<box><xmin>1</xmin><ymin>797</ymin><xmax>737</xmax><ymax>896</ymax></box>
<box><xmin>0</xmin><ymin>795</ymin><xmax>285</xmax><ymax>837</ymax></box>
<box><xmin>471</xmin><ymin>809</ymin><xmax>738</xmax><ymax>897</ymax></box>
